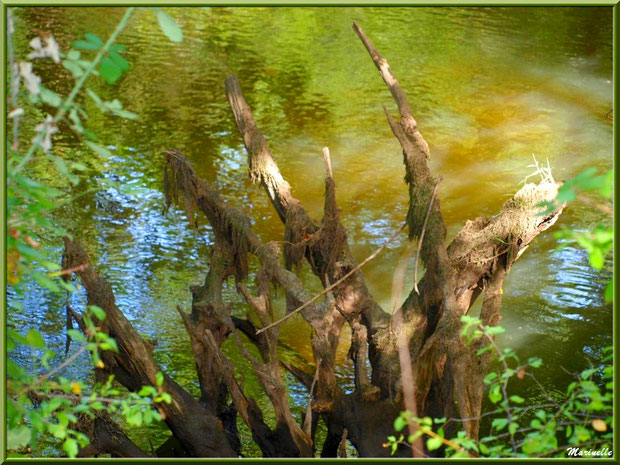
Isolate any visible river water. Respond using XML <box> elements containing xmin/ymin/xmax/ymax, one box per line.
<box><xmin>9</xmin><ymin>6</ymin><xmax>613</xmax><ymax>456</ymax></box>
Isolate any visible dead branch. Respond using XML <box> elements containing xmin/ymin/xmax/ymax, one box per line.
<box><xmin>256</xmin><ymin>222</ymin><xmax>406</xmax><ymax>334</ymax></box>
<box><xmin>61</xmin><ymin>237</ymin><xmax>236</xmax><ymax>457</ymax></box>
<box><xmin>225</xmin><ymin>75</ymin><xmax>397</xmax><ymax>392</ymax></box>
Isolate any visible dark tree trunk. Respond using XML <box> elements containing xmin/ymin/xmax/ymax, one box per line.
<box><xmin>61</xmin><ymin>22</ymin><xmax>563</xmax><ymax>458</ymax></box>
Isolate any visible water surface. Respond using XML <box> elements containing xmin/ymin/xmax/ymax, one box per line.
<box><xmin>9</xmin><ymin>6</ymin><xmax>613</xmax><ymax>455</ymax></box>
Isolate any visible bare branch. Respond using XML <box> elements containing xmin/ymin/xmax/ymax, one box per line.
<box><xmin>256</xmin><ymin>222</ymin><xmax>406</xmax><ymax>335</ymax></box>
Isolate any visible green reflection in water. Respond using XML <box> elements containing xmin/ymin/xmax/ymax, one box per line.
<box><xmin>10</xmin><ymin>6</ymin><xmax>612</xmax><ymax>455</ymax></box>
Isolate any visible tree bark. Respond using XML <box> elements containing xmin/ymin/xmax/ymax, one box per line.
<box><xmin>61</xmin><ymin>21</ymin><xmax>564</xmax><ymax>458</ymax></box>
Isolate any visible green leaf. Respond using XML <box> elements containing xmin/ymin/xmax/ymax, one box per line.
<box><xmin>67</xmin><ymin>49</ymin><xmax>81</xmax><ymax>60</ymax></box>
<box><xmin>32</xmin><ymin>272</ymin><xmax>61</xmax><ymax>293</ymax></box>
<box><xmin>485</xmin><ymin>326</ymin><xmax>505</xmax><ymax>336</ymax></box>
<box><xmin>508</xmin><ymin>422</ymin><xmax>518</xmax><ymax>435</ymax></box>
<box><xmin>155</xmin><ymin>392</ymin><xmax>172</xmax><ymax>403</ymax></box>
<box><xmin>138</xmin><ymin>385</ymin><xmax>158</xmax><ymax>397</ymax></box>
<box><xmin>535</xmin><ymin>410</ymin><xmax>547</xmax><ymax>421</ymax></box>
<box><xmin>8</xmin><ymin>329</ymin><xmax>28</xmax><ymax>346</ymax></box>
<box><xmin>476</xmin><ymin>345</ymin><xmax>492</xmax><ymax>356</ymax></box>
<box><xmin>90</xmin><ymin>401</ymin><xmax>104</xmax><ymax>411</ymax></box>
<box><xmin>528</xmin><ymin>357</ymin><xmax>543</xmax><ymax>368</ymax></box>
<box><xmin>71</xmin><ymin>161</ymin><xmax>87</xmax><ymax>171</ymax></box>
<box><xmin>41</xmin><ymin>349</ymin><xmax>56</xmax><ymax>369</ymax></box>
<box><xmin>63</xmin><ymin>59</ymin><xmax>84</xmax><ymax>78</ymax></box>
<box><xmin>600</xmin><ymin>170</ymin><xmax>613</xmax><ymax>197</ymax></box>
<box><xmin>99</xmin><ymin>57</ymin><xmax>123</xmax><ymax>84</ymax></box>
<box><xmin>588</xmin><ymin>247</ymin><xmax>604</xmax><ymax>270</ymax></box>
<box><xmin>112</xmin><ymin>109</ymin><xmax>139</xmax><ymax>120</ymax></box>
<box><xmin>40</xmin><ymin>87</ymin><xmax>62</xmax><ymax>107</ymax></box>
<box><xmin>155</xmin><ymin>9</ymin><xmax>183</xmax><ymax>42</ymax></box>
<box><xmin>84</xmin><ymin>141</ymin><xmax>112</xmax><ymax>158</ymax></box>
<box><xmin>393</xmin><ymin>415</ymin><xmax>407</xmax><ymax>431</ymax></box>
<box><xmin>84</xmin><ymin>32</ymin><xmax>104</xmax><ymax>46</ymax></box>
<box><xmin>88</xmin><ymin>305</ymin><xmax>106</xmax><ymax>321</ymax></box>
<box><xmin>155</xmin><ymin>371</ymin><xmax>164</xmax><ymax>386</ymax></box>
<box><xmin>509</xmin><ymin>395</ymin><xmax>525</xmax><ymax>404</ymax></box>
<box><xmin>489</xmin><ymin>384</ymin><xmax>502</xmax><ymax>404</ymax></box>
<box><xmin>483</xmin><ymin>372</ymin><xmax>498</xmax><ymax>384</ymax></box>
<box><xmin>67</xmin><ymin>329</ymin><xmax>86</xmax><ymax>342</ymax></box>
<box><xmin>109</xmin><ymin>50</ymin><xmax>130</xmax><ymax>72</ymax></box>
<box><xmin>7</xmin><ymin>426</ymin><xmax>31</xmax><ymax>450</ymax></box>
<box><xmin>26</xmin><ymin>328</ymin><xmax>45</xmax><ymax>348</ymax></box>
<box><xmin>72</xmin><ymin>40</ymin><xmax>100</xmax><ymax>51</ymax></box>
<box><xmin>426</xmin><ymin>437</ymin><xmax>442</xmax><ymax>451</ymax></box>
<box><xmin>103</xmin><ymin>337</ymin><xmax>118</xmax><ymax>352</ymax></box>
<box><xmin>63</xmin><ymin>438</ymin><xmax>79</xmax><ymax>458</ymax></box>
<box><xmin>491</xmin><ymin>418</ymin><xmax>508</xmax><ymax>431</ymax></box>
<box><xmin>127</xmin><ymin>410</ymin><xmax>143</xmax><ymax>426</ymax></box>
<box><xmin>556</xmin><ymin>185</ymin><xmax>576</xmax><ymax>203</ymax></box>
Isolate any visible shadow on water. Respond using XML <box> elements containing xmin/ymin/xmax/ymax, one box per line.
<box><xmin>9</xmin><ymin>6</ymin><xmax>612</xmax><ymax>455</ymax></box>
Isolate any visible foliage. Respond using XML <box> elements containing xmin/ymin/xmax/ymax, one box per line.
<box><xmin>6</xmin><ymin>307</ymin><xmax>170</xmax><ymax>458</ymax></box>
<box><xmin>385</xmin><ymin>167</ymin><xmax>614</xmax><ymax>458</ymax></box>
<box><xmin>6</xmin><ymin>6</ymin><xmax>183</xmax><ymax>458</ymax></box>
<box><xmin>386</xmin><ymin>316</ymin><xmax>613</xmax><ymax>457</ymax></box>
<box><xmin>539</xmin><ymin>167</ymin><xmax>613</xmax><ymax>301</ymax></box>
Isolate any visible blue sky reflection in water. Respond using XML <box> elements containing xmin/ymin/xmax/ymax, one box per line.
<box><xmin>9</xmin><ymin>6</ymin><xmax>612</xmax><ymax>455</ymax></box>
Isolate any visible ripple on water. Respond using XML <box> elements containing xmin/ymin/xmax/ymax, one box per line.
<box><xmin>9</xmin><ymin>6</ymin><xmax>613</xmax><ymax>454</ymax></box>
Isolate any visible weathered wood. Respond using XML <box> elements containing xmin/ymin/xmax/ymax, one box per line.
<box><xmin>61</xmin><ymin>238</ymin><xmax>236</xmax><ymax>457</ymax></box>
<box><xmin>60</xmin><ymin>21</ymin><xmax>566</xmax><ymax>459</ymax></box>
<box><xmin>164</xmin><ymin>150</ymin><xmax>331</xmax><ymax>456</ymax></box>
<box><xmin>353</xmin><ymin>20</ymin><xmax>564</xmax><ymax>448</ymax></box>
<box><xmin>226</xmin><ymin>74</ymin><xmax>398</xmax><ymax>395</ymax></box>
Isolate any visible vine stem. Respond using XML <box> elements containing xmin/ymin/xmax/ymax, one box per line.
<box><xmin>414</xmin><ymin>176</ymin><xmax>442</xmax><ymax>294</ymax></box>
<box><xmin>7</xmin><ymin>8</ymin><xmax>21</xmax><ymax>150</ymax></box>
<box><xmin>482</xmin><ymin>327</ymin><xmax>517</xmax><ymax>454</ymax></box>
<box><xmin>12</xmin><ymin>6</ymin><xmax>136</xmax><ymax>175</ymax></box>
<box><xmin>17</xmin><ymin>343</ymin><xmax>89</xmax><ymax>396</ymax></box>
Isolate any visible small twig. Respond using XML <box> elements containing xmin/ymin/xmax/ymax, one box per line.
<box><xmin>389</xmin><ymin>242</ymin><xmax>417</xmax><ymax>333</ymax></box>
<box><xmin>478</xmin><ymin>248</ymin><xmax>509</xmax><ymax>264</ymax></box>
<box><xmin>20</xmin><ymin>343</ymin><xmax>89</xmax><ymax>396</ymax></box>
<box><xmin>443</xmin><ymin>403</ymin><xmax>557</xmax><ymax>428</ymax></box>
<box><xmin>256</xmin><ymin>221</ymin><xmax>407</xmax><ymax>335</ymax></box>
<box><xmin>396</xmin><ymin>339</ymin><xmax>424</xmax><ymax>458</ymax></box>
<box><xmin>526</xmin><ymin>372</ymin><xmax>561</xmax><ymax>408</ymax></box>
<box><xmin>419</xmin><ymin>425</ymin><xmax>470</xmax><ymax>457</ymax></box>
<box><xmin>52</xmin><ymin>263</ymin><xmax>90</xmax><ymax>277</ymax></box>
<box><xmin>303</xmin><ymin>361</ymin><xmax>320</xmax><ymax>435</ymax></box>
<box><xmin>33</xmin><ymin>392</ymin><xmax>125</xmax><ymax>404</ymax></box>
<box><xmin>414</xmin><ymin>177</ymin><xmax>442</xmax><ymax>294</ymax></box>
<box><xmin>481</xmin><ymin>327</ymin><xmax>517</xmax><ymax>454</ymax></box>
<box><xmin>12</xmin><ymin>7</ymin><xmax>136</xmax><ymax>175</ymax></box>
<box><xmin>576</xmin><ymin>194</ymin><xmax>613</xmax><ymax>216</ymax></box>
<box><xmin>390</xmin><ymin>248</ymin><xmax>424</xmax><ymax>457</ymax></box>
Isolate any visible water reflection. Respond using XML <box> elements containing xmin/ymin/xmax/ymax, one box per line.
<box><xmin>10</xmin><ymin>6</ymin><xmax>612</xmax><ymax>454</ymax></box>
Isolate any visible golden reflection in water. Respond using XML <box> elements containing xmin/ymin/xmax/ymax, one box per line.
<box><xmin>11</xmin><ymin>6</ymin><xmax>613</xmax><ymax>450</ymax></box>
